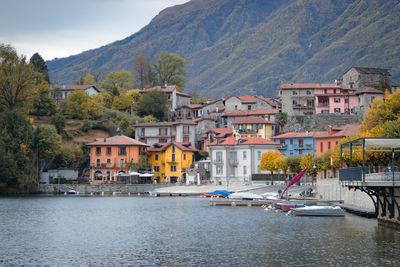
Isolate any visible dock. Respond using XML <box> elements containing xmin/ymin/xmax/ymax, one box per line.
<box><xmin>338</xmin><ymin>204</ymin><xmax>377</xmax><ymax>218</ymax></box>
<box><xmin>210</xmin><ymin>199</ymin><xmax>343</xmax><ymax>207</ymax></box>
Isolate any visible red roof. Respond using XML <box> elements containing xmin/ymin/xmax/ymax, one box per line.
<box><xmin>356</xmin><ymin>87</ymin><xmax>384</xmax><ymax>95</ymax></box>
<box><xmin>147</xmin><ymin>142</ymin><xmax>197</xmax><ymax>152</ymax></box>
<box><xmin>88</xmin><ymin>135</ymin><xmax>149</xmax><ymax>146</ymax></box>
<box><xmin>280</xmin><ymin>83</ymin><xmax>341</xmax><ymax>89</ymax></box>
<box><xmin>53</xmin><ymin>85</ymin><xmax>98</xmax><ymax>91</ymax></box>
<box><xmin>239</xmin><ymin>95</ymin><xmax>257</xmax><ymax>103</ymax></box>
<box><xmin>187</xmin><ymin>104</ymin><xmax>203</xmax><ymax>109</ymax></box>
<box><xmin>224</xmin><ymin>109</ymin><xmax>278</xmax><ymax>117</ymax></box>
<box><xmin>201</xmin><ymin>128</ymin><xmax>233</xmax><ymax>139</ymax></box>
<box><xmin>209</xmin><ymin>137</ymin><xmax>279</xmax><ymax>146</ymax></box>
<box><xmin>272</xmin><ymin>131</ymin><xmax>326</xmax><ymax>139</ymax></box>
<box><xmin>140</xmin><ymin>85</ymin><xmax>191</xmax><ymax>97</ymax></box>
<box><xmin>314</xmin><ymin>124</ymin><xmax>361</xmax><ymax>139</ymax></box>
<box><xmin>135</xmin><ymin>120</ymin><xmax>196</xmax><ymax>127</ymax></box>
<box><xmin>232</xmin><ymin>116</ymin><xmax>273</xmax><ymax>124</ymax></box>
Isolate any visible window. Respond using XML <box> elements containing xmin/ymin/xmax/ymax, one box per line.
<box><xmin>159</xmin><ymin>128</ymin><xmax>168</xmax><ymax>136</ymax></box>
<box><xmin>216</xmin><ymin>165</ymin><xmax>223</xmax><ymax>175</ymax></box>
<box><xmin>306</xmin><ymin>90</ymin><xmax>311</xmax><ymax>95</ymax></box>
<box><xmin>234</xmin><ymin>124</ymin><xmax>239</xmax><ymax>130</ymax></box>
<box><xmin>96</xmin><ymin>147</ymin><xmax>101</xmax><ymax>155</ymax></box>
<box><xmin>290</xmin><ymin>150</ymin><xmax>293</xmax><ymax>156</ymax></box>
<box><xmin>334</xmin><ymin>108</ymin><xmax>341</xmax><ymax>113</ymax></box>
<box><xmin>183</xmin><ymin>153</ymin><xmax>186</xmax><ymax>160</ymax></box>
<box><xmin>172</xmin><ymin>145</ymin><xmax>175</xmax><ymax>153</ymax></box>
<box><xmin>345</xmin><ymin>108</ymin><xmax>350</xmax><ymax>114</ymax></box>
<box><xmin>120</xmin><ymin>159</ymin><xmax>125</xmax><ymax>168</ymax></box>
<box><xmin>334</xmin><ymin>98</ymin><xmax>340</xmax><ymax>103</ymax></box>
<box><xmin>248</xmin><ymin>105</ymin><xmax>251</xmax><ymax>110</ymax></box>
<box><xmin>106</xmin><ymin>147</ymin><xmax>111</xmax><ymax>155</ymax></box>
<box><xmin>140</xmin><ymin>128</ymin><xmax>145</xmax><ymax>137</ymax></box>
<box><xmin>155</xmin><ymin>154</ymin><xmax>159</xmax><ymax>161</ymax></box>
<box><xmin>351</xmin><ymin>108</ymin><xmax>354</xmax><ymax>113</ymax></box>
<box><xmin>154</xmin><ymin>166</ymin><xmax>160</xmax><ymax>172</ymax></box>
<box><xmin>216</xmin><ymin>151</ymin><xmax>223</xmax><ymax>162</ymax></box>
<box><xmin>183</xmin><ymin>137</ymin><xmax>189</xmax><ymax>142</ymax></box>
<box><xmin>298</xmin><ymin>139</ymin><xmax>303</xmax><ymax>148</ymax></box>
<box><xmin>328</xmin><ymin>141</ymin><xmax>331</xmax><ymax>150</ymax></box>
<box><xmin>96</xmin><ymin>159</ymin><xmax>101</xmax><ymax>167</ymax></box>
<box><xmin>320</xmin><ymin>142</ymin><xmax>323</xmax><ymax>153</ymax></box>
<box><xmin>344</xmin><ymin>98</ymin><xmax>349</xmax><ymax>103</ymax></box>
<box><xmin>290</xmin><ymin>139</ymin><xmax>293</xmax><ymax>145</ymax></box>
<box><xmin>257</xmin><ymin>151</ymin><xmax>262</xmax><ymax>160</ymax></box>
<box><xmin>279</xmin><ymin>91</ymin><xmax>282</xmax><ymax>95</ymax></box>
<box><xmin>292</xmin><ymin>100</ymin><xmax>297</xmax><ymax>105</ymax></box>
<box><xmin>230</xmin><ymin>151</ymin><xmax>237</xmax><ymax>161</ymax></box>
<box><xmin>336</xmin><ymin>141</ymin><xmax>338</xmax><ymax>145</ymax></box>
<box><xmin>243</xmin><ymin>165</ymin><xmax>247</xmax><ymax>175</ymax></box>
<box><xmin>243</xmin><ymin>151</ymin><xmax>247</xmax><ymax>160</ymax></box>
<box><xmin>192</xmin><ymin>154</ymin><xmax>194</xmax><ymax>163</ymax></box>
<box><xmin>183</xmin><ymin>126</ymin><xmax>190</xmax><ymax>135</ymax></box>
<box><xmin>299</xmin><ymin>150</ymin><xmax>302</xmax><ymax>155</ymax></box>
<box><xmin>171</xmin><ymin>154</ymin><xmax>176</xmax><ymax>162</ymax></box>
<box><xmin>106</xmin><ymin>158</ymin><xmax>111</xmax><ymax>164</ymax></box>
<box><xmin>324</xmin><ymin>89</ymin><xmax>327</xmax><ymax>94</ymax></box>
<box><xmin>118</xmin><ymin>147</ymin><xmax>126</xmax><ymax>155</ymax></box>
<box><xmin>170</xmin><ymin>165</ymin><xmax>177</xmax><ymax>172</ymax></box>
<box><xmin>292</xmin><ymin>91</ymin><xmax>298</xmax><ymax>95</ymax></box>
<box><xmin>235</xmin><ymin>105</ymin><xmax>238</xmax><ymax>110</ymax></box>
<box><xmin>159</xmin><ymin>138</ymin><xmax>168</xmax><ymax>143</ymax></box>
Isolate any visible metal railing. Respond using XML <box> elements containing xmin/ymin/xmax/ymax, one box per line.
<box><xmin>339</xmin><ymin>166</ymin><xmax>400</xmax><ymax>182</ymax></box>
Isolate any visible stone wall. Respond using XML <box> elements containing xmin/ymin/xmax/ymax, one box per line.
<box><xmin>37</xmin><ymin>183</ymin><xmax>173</xmax><ymax>194</ymax></box>
<box><xmin>283</xmin><ymin>113</ymin><xmax>362</xmax><ymax>132</ymax></box>
<box><xmin>316</xmin><ymin>178</ymin><xmax>375</xmax><ymax>210</ymax></box>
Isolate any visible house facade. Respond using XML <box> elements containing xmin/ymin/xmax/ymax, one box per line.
<box><xmin>232</xmin><ymin>116</ymin><xmax>275</xmax><ymax>140</ymax></box>
<box><xmin>87</xmin><ymin>134</ymin><xmax>149</xmax><ymax>183</ymax></box>
<box><xmin>201</xmin><ymin>128</ymin><xmax>233</xmax><ymax>153</ymax></box>
<box><xmin>314</xmin><ymin>87</ymin><xmax>358</xmax><ymax>114</ymax></box>
<box><xmin>175</xmin><ymin>104</ymin><xmax>203</xmax><ymax>121</ymax></box>
<box><xmin>342</xmin><ymin>67</ymin><xmax>391</xmax><ymax>90</ymax></box>
<box><xmin>222</xmin><ymin>109</ymin><xmax>278</xmax><ymax>128</ymax></box>
<box><xmin>148</xmin><ymin>142</ymin><xmax>197</xmax><ymax>183</ymax></box>
<box><xmin>135</xmin><ymin>121</ymin><xmax>196</xmax><ymax>147</ymax></box>
<box><xmin>140</xmin><ymin>85</ymin><xmax>191</xmax><ymax>112</ymax></box>
<box><xmin>52</xmin><ymin>85</ymin><xmax>100</xmax><ymax>101</ymax></box>
<box><xmin>224</xmin><ymin>95</ymin><xmax>273</xmax><ymax>114</ymax></box>
<box><xmin>355</xmin><ymin>87</ymin><xmax>384</xmax><ymax>113</ymax></box>
<box><xmin>209</xmin><ymin>137</ymin><xmax>280</xmax><ymax>184</ymax></box>
<box><xmin>272</xmin><ymin>131</ymin><xmax>325</xmax><ymax>157</ymax></box>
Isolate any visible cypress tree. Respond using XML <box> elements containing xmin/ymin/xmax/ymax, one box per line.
<box><xmin>30</xmin><ymin>53</ymin><xmax>50</xmax><ymax>83</ymax></box>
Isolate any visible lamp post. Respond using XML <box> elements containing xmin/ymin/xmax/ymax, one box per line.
<box><xmin>130</xmin><ymin>100</ymin><xmax>135</xmax><ymax>116</ymax></box>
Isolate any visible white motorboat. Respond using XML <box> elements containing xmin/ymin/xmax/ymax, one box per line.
<box><xmin>228</xmin><ymin>192</ymin><xmax>263</xmax><ymax>200</ymax></box>
<box><xmin>261</xmin><ymin>192</ymin><xmax>280</xmax><ymax>201</ymax></box>
<box><xmin>291</xmin><ymin>205</ymin><xmax>345</xmax><ymax>216</ymax></box>
<box><xmin>67</xmin><ymin>190</ymin><xmax>77</xmax><ymax>195</ymax></box>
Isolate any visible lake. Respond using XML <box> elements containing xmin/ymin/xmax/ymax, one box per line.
<box><xmin>1</xmin><ymin>196</ymin><xmax>400</xmax><ymax>266</ymax></box>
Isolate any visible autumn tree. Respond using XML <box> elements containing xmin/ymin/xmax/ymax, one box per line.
<box><xmin>260</xmin><ymin>151</ymin><xmax>285</xmax><ymax>174</ymax></box>
<box><xmin>286</xmin><ymin>155</ymin><xmax>302</xmax><ymax>174</ymax></box>
<box><xmin>31</xmin><ymin>83</ymin><xmax>57</xmax><ymax>116</ymax></box>
<box><xmin>83</xmin><ymin>73</ymin><xmax>95</xmax><ymax>85</ymax></box>
<box><xmin>0</xmin><ymin>44</ymin><xmax>36</xmax><ymax>111</ymax></box>
<box><xmin>29</xmin><ymin>53</ymin><xmax>49</xmax><ymax>83</ymax></box>
<box><xmin>133</xmin><ymin>54</ymin><xmax>153</xmax><ymax>88</ymax></box>
<box><xmin>153</xmin><ymin>52</ymin><xmax>186</xmax><ymax>88</ymax></box>
<box><xmin>102</xmin><ymin>70</ymin><xmax>135</xmax><ymax>96</ymax></box>
<box><xmin>300</xmin><ymin>153</ymin><xmax>322</xmax><ymax>177</ymax></box>
<box><xmin>136</xmin><ymin>90</ymin><xmax>168</xmax><ymax>121</ymax></box>
<box><xmin>66</xmin><ymin>90</ymin><xmax>104</xmax><ymax>119</ymax></box>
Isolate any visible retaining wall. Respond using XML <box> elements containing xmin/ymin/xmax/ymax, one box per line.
<box><xmin>316</xmin><ymin>178</ymin><xmax>374</xmax><ymax>210</ymax></box>
<box><xmin>37</xmin><ymin>184</ymin><xmax>173</xmax><ymax>194</ymax></box>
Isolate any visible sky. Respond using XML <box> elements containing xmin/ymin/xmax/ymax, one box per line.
<box><xmin>0</xmin><ymin>0</ymin><xmax>189</xmax><ymax>61</ymax></box>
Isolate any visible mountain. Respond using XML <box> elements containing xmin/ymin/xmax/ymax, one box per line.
<box><xmin>47</xmin><ymin>0</ymin><xmax>400</xmax><ymax>98</ymax></box>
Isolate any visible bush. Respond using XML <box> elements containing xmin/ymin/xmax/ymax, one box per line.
<box><xmin>81</xmin><ymin>120</ymin><xmax>93</xmax><ymax>132</ymax></box>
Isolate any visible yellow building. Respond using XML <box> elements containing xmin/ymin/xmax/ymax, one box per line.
<box><xmin>148</xmin><ymin>142</ymin><xmax>197</xmax><ymax>183</ymax></box>
<box><xmin>232</xmin><ymin>116</ymin><xmax>274</xmax><ymax>140</ymax></box>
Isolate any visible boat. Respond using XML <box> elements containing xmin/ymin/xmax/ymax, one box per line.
<box><xmin>203</xmin><ymin>190</ymin><xmax>231</xmax><ymax>198</ymax></box>
<box><xmin>228</xmin><ymin>192</ymin><xmax>263</xmax><ymax>200</ymax></box>
<box><xmin>67</xmin><ymin>190</ymin><xmax>77</xmax><ymax>195</ymax></box>
<box><xmin>291</xmin><ymin>206</ymin><xmax>345</xmax><ymax>216</ymax></box>
<box><xmin>279</xmin><ymin>202</ymin><xmax>305</xmax><ymax>212</ymax></box>
<box><xmin>261</xmin><ymin>192</ymin><xmax>281</xmax><ymax>201</ymax></box>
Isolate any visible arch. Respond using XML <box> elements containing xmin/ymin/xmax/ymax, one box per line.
<box><xmin>94</xmin><ymin>170</ymin><xmax>103</xmax><ymax>181</ymax></box>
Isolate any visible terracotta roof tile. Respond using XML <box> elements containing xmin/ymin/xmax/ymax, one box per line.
<box><xmin>232</xmin><ymin>116</ymin><xmax>273</xmax><ymax>124</ymax></box>
<box><xmin>135</xmin><ymin>120</ymin><xmax>196</xmax><ymax>127</ymax></box>
<box><xmin>280</xmin><ymin>83</ymin><xmax>340</xmax><ymax>89</ymax></box>
<box><xmin>187</xmin><ymin>104</ymin><xmax>203</xmax><ymax>109</ymax></box>
<box><xmin>272</xmin><ymin>131</ymin><xmax>326</xmax><ymax>139</ymax></box>
<box><xmin>224</xmin><ymin>109</ymin><xmax>278</xmax><ymax>117</ymax></box>
<box><xmin>88</xmin><ymin>135</ymin><xmax>149</xmax><ymax>146</ymax></box>
<box><xmin>52</xmin><ymin>85</ymin><xmax>99</xmax><ymax>91</ymax></box>
<box><xmin>147</xmin><ymin>142</ymin><xmax>197</xmax><ymax>152</ymax></box>
<box><xmin>239</xmin><ymin>95</ymin><xmax>257</xmax><ymax>103</ymax></box>
<box><xmin>356</xmin><ymin>87</ymin><xmax>384</xmax><ymax>95</ymax></box>
<box><xmin>209</xmin><ymin>137</ymin><xmax>279</xmax><ymax>146</ymax></box>
<box><xmin>313</xmin><ymin>124</ymin><xmax>361</xmax><ymax>139</ymax></box>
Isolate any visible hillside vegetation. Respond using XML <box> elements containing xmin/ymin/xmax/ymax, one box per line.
<box><xmin>47</xmin><ymin>0</ymin><xmax>400</xmax><ymax>98</ymax></box>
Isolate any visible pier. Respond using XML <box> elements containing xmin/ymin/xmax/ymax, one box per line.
<box><xmin>210</xmin><ymin>199</ymin><xmax>343</xmax><ymax>207</ymax></box>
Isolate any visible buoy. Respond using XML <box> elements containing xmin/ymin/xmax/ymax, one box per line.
<box><xmin>138</xmin><ymin>193</ymin><xmax>140</xmax><ymax>196</ymax></box>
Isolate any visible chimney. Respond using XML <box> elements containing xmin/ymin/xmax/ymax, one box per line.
<box><xmin>117</xmin><ymin>128</ymin><xmax>122</xmax><ymax>136</ymax></box>
<box><xmin>327</xmin><ymin>125</ymin><xmax>332</xmax><ymax>135</ymax></box>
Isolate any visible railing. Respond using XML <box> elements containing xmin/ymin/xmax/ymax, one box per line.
<box><xmin>229</xmin><ymin>159</ymin><xmax>238</xmax><ymax>166</ymax></box>
<box><xmin>339</xmin><ymin>166</ymin><xmax>400</xmax><ymax>182</ymax></box>
<box><xmin>317</xmin><ymin>103</ymin><xmax>329</xmax><ymax>107</ymax></box>
<box><xmin>238</xmin><ymin>129</ymin><xmax>258</xmax><ymax>134</ymax></box>
<box><xmin>293</xmin><ymin>104</ymin><xmax>314</xmax><ymax>109</ymax></box>
<box><xmin>339</xmin><ymin>167</ymin><xmax>362</xmax><ymax>181</ymax></box>
<box><xmin>278</xmin><ymin>144</ymin><xmax>287</xmax><ymax>150</ymax></box>
<box><xmin>213</xmin><ymin>159</ymin><xmax>224</xmax><ymax>165</ymax></box>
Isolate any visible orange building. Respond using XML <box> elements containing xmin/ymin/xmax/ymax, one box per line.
<box><xmin>314</xmin><ymin>124</ymin><xmax>360</xmax><ymax>178</ymax></box>
<box><xmin>88</xmin><ymin>134</ymin><xmax>149</xmax><ymax>183</ymax></box>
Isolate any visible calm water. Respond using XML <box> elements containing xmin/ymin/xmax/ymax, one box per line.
<box><xmin>1</xmin><ymin>196</ymin><xmax>400</xmax><ymax>266</ymax></box>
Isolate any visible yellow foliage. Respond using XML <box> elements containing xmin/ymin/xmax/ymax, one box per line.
<box><xmin>260</xmin><ymin>151</ymin><xmax>284</xmax><ymax>173</ymax></box>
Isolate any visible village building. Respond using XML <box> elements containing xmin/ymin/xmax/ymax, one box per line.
<box><xmin>342</xmin><ymin>67</ymin><xmax>392</xmax><ymax>90</ymax></box>
<box><xmin>135</xmin><ymin>121</ymin><xmax>196</xmax><ymax>147</ymax></box>
<box><xmin>139</xmin><ymin>85</ymin><xmax>191</xmax><ymax>112</ymax></box>
<box><xmin>51</xmin><ymin>85</ymin><xmax>100</xmax><ymax>101</ymax></box>
<box><xmin>194</xmin><ymin>118</ymin><xmax>219</xmax><ymax>148</ymax></box>
<box><xmin>314</xmin><ymin>87</ymin><xmax>358</xmax><ymax>114</ymax></box>
<box><xmin>224</xmin><ymin>95</ymin><xmax>274</xmax><ymax>114</ymax></box>
<box><xmin>209</xmin><ymin>136</ymin><xmax>280</xmax><ymax>185</ymax></box>
<box><xmin>201</xmin><ymin>128</ymin><xmax>233</xmax><ymax>153</ymax></box>
<box><xmin>222</xmin><ymin>109</ymin><xmax>278</xmax><ymax>128</ymax></box>
<box><xmin>147</xmin><ymin>142</ymin><xmax>197</xmax><ymax>183</ymax></box>
<box><xmin>232</xmin><ymin>116</ymin><xmax>275</xmax><ymax>140</ymax></box>
<box><xmin>200</xmin><ymin>99</ymin><xmax>225</xmax><ymax>121</ymax></box>
<box><xmin>175</xmin><ymin>104</ymin><xmax>203</xmax><ymax>121</ymax></box>
<box><xmin>272</xmin><ymin>131</ymin><xmax>325</xmax><ymax>157</ymax></box>
<box><xmin>87</xmin><ymin>134</ymin><xmax>149</xmax><ymax>183</ymax></box>
<box><xmin>355</xmin><ymin>87</ymin><xmax>384</xmax><ymax>113</ymax></box>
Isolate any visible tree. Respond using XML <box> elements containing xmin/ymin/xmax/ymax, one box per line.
<box><xmin>31</xmin><ymin>83</ymin><xmax>56</xmax><ymax>116</ymax></box>
<box><xmin>112</xmin><ymin>94</ymin><xmax>134</xmax><ymax>112</ymax></box>
<box><xmin>36</xmin><ymin>125</ymin><xmax>62</xmax><ymax>160</ymax></box>
<box><xmin>331</xmin><ymin>135</ymin><xmax>364</xmax><ymax>169</ymax></box>
<box><xmin>300</xmin><ymin>153</ymin><xmax>322</xmax><ymax>177</ymax></box>
<box><xmin>51</xmin><ymin>113</ymin><xmax>66</xmax><ymax>134</ymax></box>
<box><xmin>102</xmin><ymin>70</ymin><xmax>135</xmax><ymax>96</ymax></box>
<box><xmin>136</xmin><ymin>90</ymin><xmax>168</xmax><ymax>121</ymax></box>
<box><xmin>276</xmin><ymin>112</ymin><xmax>287</xmax><ymax>131</ymax></box>
<box><xmin>66</xmin><ymin>90</ymin><xmax>104</xmax><ymax>119</ymax></box>
<box><xmin>133</xmin><ymin>54</ymin><xmax>153</xmax><ymax>88</ymax></box>
<box><xmin>29</xmin><ymin>53</ymin><xmax>49</xmax><ymax>83</ymax></box>
<box><xmin>153</xmin><ymin>52</ymin><xmax>186</xmax><ymax>88</ymax></box>
<box><xmin>286</xmin><ymin>155</ymin><xmax>302</xmax><ymax>174</ymax></box>
<box><xmin>83</xmin><ymin>74</ymin><xmax>94</xmax><ymax>85</ymax></box>
<box><xmin>260</xmin><ymin>151</ymin><xmax>285</xmax><ymax>174</ymax></box>
<box><xmin>0</xmin><ymin>44</ymin><xmax>36</xmax><ymax>111</ymax></box>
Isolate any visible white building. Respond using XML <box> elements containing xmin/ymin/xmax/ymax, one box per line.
<box><xmin>51</xmin><ymin>85</ymin><xmax>100</xmax><ymax>100</ymax></box>
<box><xmin>209</xmin><ymin>136</ymin><xmax>280</xmax><ymax>185</ymax></box>
<box><xmin>140</xmin><ymin>85</ymin><xmax>191</xmax><ymax>112</ymax></box>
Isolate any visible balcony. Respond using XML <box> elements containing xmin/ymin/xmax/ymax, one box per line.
<box><xmin>229</xmin><ymin>159</ymin><xmax>238</xmax><ymax>166</ymax></box>
<box><xmin>278</xmin><ymin>144</ymin><xmax>287</xmax><ymax>150</ymax></box>
<box><xmin>213</xmin><ymin>159</ymin><xmax>224</xmax><ymax>165</ymax></box>
<box><xmin>238</xmin><ymin>128</ymin><xmax>258</xmax><ymax>134</ymax></box>
<box><xmin>317</xmin><ymin>103</ymin><xmax>329</xmax><ymax>107</ymax></box>
<box><xmin>293</xmin><ymin>104</ymin><xmax>314</xmax><ymax>109</ymax></box>
<box><xmin>294</xmin><ymin>144</ymin><xmax>312</xmax><ymax>150</ymax></box>
<box><xmin>90</xmin><ymin>163</ymin><xmax>116</xmax><ymax>169</ymax></box>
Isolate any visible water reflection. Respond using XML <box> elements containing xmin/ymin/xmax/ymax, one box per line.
<box><xmin>0</xmin><ymin>196</ymin><xmax>399</xmax><ymax>266</ymax></box>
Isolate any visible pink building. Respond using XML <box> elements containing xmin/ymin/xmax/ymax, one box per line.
<box><xmin>315</xmin><ymin>87</ymin><xmax>358</xmax><ymax>114</ymax></box>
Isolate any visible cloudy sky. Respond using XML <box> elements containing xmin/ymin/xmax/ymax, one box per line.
<box><xmin>0</xmin><ymin>0</ymin><xmax>189</xmax><ymax>61</ymax></box>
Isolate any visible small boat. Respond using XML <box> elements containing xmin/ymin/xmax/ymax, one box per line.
<box><xmin>279</xmin><ymin>202</ymin><xmax>305</xmax><ymax>212</ymax></box>
<box><xmin>261</xmin><ymin>192</ymin><xmax>281</xmax><ymax>201</ymax></box>
<box><xmin>291</xmin><ymin>206</ymin><xmax>345</xmax><ymax>216</ymax></box>
<box><xmin>203</xmin><ymin>190</ymin><xmax>231</xmax><ymax>198</ymax></box>
<box><xmin>228</xmin><ymin>192</ymin><xmax>262</xmax><ymax>200</ymax></box>
<box><xmin>67</xmin><ymin>190</ymin><xmax>77</xmax><ymax>195</ymax></box>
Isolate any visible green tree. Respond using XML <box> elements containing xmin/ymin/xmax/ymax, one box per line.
<box><xmin>31</xmin><ymin>83</ymin><xmax>56</xmax><ymax>116</ymax></box>
<box><xmin>286</xmin><ymin>155</ymin><xmax>302</xmax><ymax>174</ymax></box>
<box><xmin>37</xmin><ymin>124</ymin><xmax>62</xmax><ymax>160</ymax></box>
<box><xmin>112</xmin><ymin>94</ymin><xmax>134</xmax><ymax>112</ymax></box>
<box><xmin>66</xmin><ymin>90</ymin><xmax>104</xmax><ymax>119</ymax></box>
<box><xmin>153</xmin><ymin>52</ymin><xmax>186</xmax><ymax>88</ymax></box>
<box><xmin>102</xmin><ymin>70</ymin><xmax>135</xmax><ymax>96</ymax></box>
<box><xmin>136</xmin><ymin>90</ymin><xmax>168</xmax><ymax>121</ymax></box>
<box><xmin>83</xmin><ymin>73</ymin><xmax>95</xmax><ymax>85</ymax></box>
<box><xmin>0</xmin><ymin>44</ymin><xmax>36</xmax><ymax>111</ymax></box>
<box><xmin>29</xmin><ymin>53</ymin><xmax>49</xmax><ymax>83</ymax></box>
<box><xmin>133</xmin><ymin>54</ymin><xmax>153</xmax><ymax>88</ymax></box>
<box><xmin>51</xmin><ymin>113</ymin><xmax>66</xmax><ymax>134</ymax></box>
<box><xmin>276</xmin><ymin>112</ymin><xmax>287</xmax><ymax>131</ymax></box>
